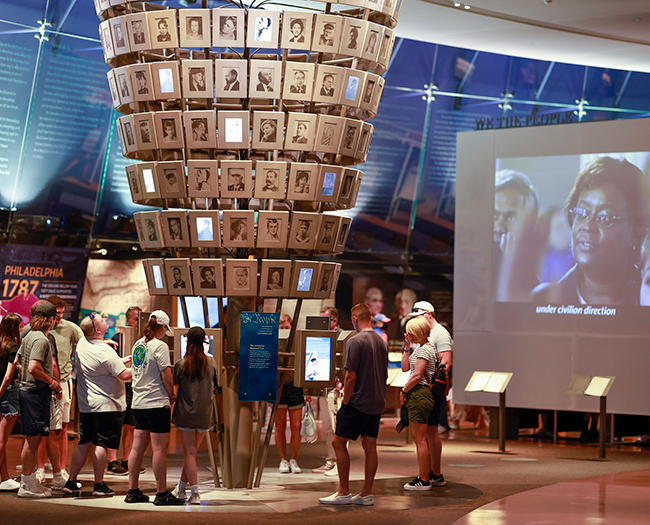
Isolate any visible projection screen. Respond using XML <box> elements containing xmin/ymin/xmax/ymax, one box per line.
<box><xmin>454</xmin><ymin>117</ymin><xmax>650</xmax><ymax>415</ymax></box>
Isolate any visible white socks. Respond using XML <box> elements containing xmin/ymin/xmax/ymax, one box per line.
<box><xmin>179</xmin><ymin>480</ymin><xmax>188</xmax><ymax>493</ymax></box>
<box><xmin>190</xmin><ymin>484</ymin><xmax>199</xmax><ymax>495</ymax></box>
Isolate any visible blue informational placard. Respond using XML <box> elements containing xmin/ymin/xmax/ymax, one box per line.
<box><xmin>239</xmin><ymin>312</ymin><xmax>279</xmax><ymax>401</ymax></box>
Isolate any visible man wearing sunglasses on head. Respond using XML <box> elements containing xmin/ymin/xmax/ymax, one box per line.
<box><xmin>62</xmin><ymin>313</ymin><xmax>132</xmax><ymax>497</ymax></box>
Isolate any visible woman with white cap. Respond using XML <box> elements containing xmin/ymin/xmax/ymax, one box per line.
<box><xmin>125</xmin><ymin>311</ymin><xmax>184</xmax><ymax>506</ymax></box>
<box><xmin>171</xmin><ymin>326</ymin><xmax>219</xmax><ymax>504</ymax></box>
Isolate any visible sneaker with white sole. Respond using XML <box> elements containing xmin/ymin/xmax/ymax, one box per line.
<box><xmin>35</xmin><ymin>468</ymin><xmax>45</xmax><ymax>484</ymax></box>
<box><xmin>51</xmin><ymin>475</ymin><xmax>66</xmax><ymax>491</ymax></box>
<box><xmin>0</xmin><ymin>478</ymin><xmax>21</xmax><ymax>491</ymax></box>
<box><xmin>60</xmin><ymin>469</ymin><xmax>70</xmax><ymax>482</ymax></box>
<box><xmin>279</xmin><ymin>459</ymin><xmax>290</xmax><ymax>473</ymax></box>
<box><xmin>92</xmin><ymin>482</ymin><xmax>115</xmax><ymax>496</ymax></box>
<box><xmin>289</xmin><ymin>459</ymin><xmax>301</xmax><ymax>473</ymax></box>
<box><xmin>18</xmin><ymin>475</ymin><xmax>51</xmax><ymax>498</ymax></box>
<box><xmin>188</xmin><ymin>492</ymin><xmax>200</xmax><ymax>505</ymax></box>
<box><xmin>404</xmin><ymin>476</ymin><xmax>432</xmax><ymax>491</ymax></box>
<box><xmin>62</xmin><ymin>479</ymin><xmax>81</xmax><ymax>495</ymax></box>
<box><xmin>171</xmin><ymin>484</ymin><xmax>186</xmax><ymax>500</ymax></box>
<box><xmin>319</xmin><ymin>492</ymin><xmax>352</xmax><ymax>505</ymax></box>
<box><xmin>312</xmin><ymin>461</ymin><xmax>336</xmax><ymax>473</ymax></box>
<box><xmin>324</xmin><ymin>464</ymin><xmax>338</xmax><ymax>477</ymax></box>
<box><xmin>429</xmin><ymin>472</ymin><xmax>446</xmax><ymax>486</ymax></box>
<box><xmin>351</xmin><ymin>494</ymin><xmax>374</xmax><ymax>506</ymax></box>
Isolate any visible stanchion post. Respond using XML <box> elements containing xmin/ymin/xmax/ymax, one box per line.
<box><xmin>499</xmin><ymin>391</ymin><xmax>506</xmax><ymax>452</ymax></box>
<box><xmin>599</xmin><ymin>396</ymin><xmax>607</xmax><ymax>459</ymax></box>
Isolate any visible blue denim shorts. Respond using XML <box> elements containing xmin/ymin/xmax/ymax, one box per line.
<box><xmin>0</xmin><ymin>381</ymin><xmax>20</xmax><ymax>417</ymax></box>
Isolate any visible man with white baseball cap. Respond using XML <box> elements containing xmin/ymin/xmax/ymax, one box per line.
<box><xmin>403</xmin><ymin>301</ymin><xmax>452</xmax><ymax>486</ymax></box>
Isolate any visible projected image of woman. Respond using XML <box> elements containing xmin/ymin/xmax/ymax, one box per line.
<box><xmin>638</xmin><ymin>232</ymin><xmax>650</xmax><ymax>306</ymax></box>
<box><xmin>532</xmin><ymin>157</ymin><xmax>648</xmax><ymax>305</ymax></box>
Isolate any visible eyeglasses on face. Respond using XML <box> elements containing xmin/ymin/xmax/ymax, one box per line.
<box><xmin>568</xmin><ymin>207</ymin><xmax>627</xmax><ymax>229</ymax></box>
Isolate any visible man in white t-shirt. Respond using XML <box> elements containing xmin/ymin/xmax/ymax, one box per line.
<box><xmin>404</xmin><ymin>301</ymin><xmax>451</xmax><ymax>487</ymax></box>
<box><xmin>62</xmin><ymin>313</ymin><xmax>132</xmax><ymax>496</ymax></box>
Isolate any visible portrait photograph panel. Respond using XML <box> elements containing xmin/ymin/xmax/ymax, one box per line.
<box><xmin>334</xmin><ymin>216</ymin><xmax>352</xmax><ymax>253</ymax></box>
<box><xmin>126</xmin><ymin>164</ymin><xmax>143</xmax><ymax>202</ymax></box>
<box><xmin>285</xmin><ymin>112</ymin><xmax>317</xmax><ymax>152</ymax></box>
<box><xmin>360</xmin><ymin>22</ymin><xmax>383</xmax><ymax>62</ymax></box>
<box><xmin>254</xmin><ymin>161</ymin><xmax>287</xmax><ymax>200</ymax></box>
<box><xmin>156</xmin><ymin>161</ymin><xmax>187</xmax><ymax>199</ymax></box>
<box><xmin>222</xmin><ymin>210</ymin><xmax>255</xmax><ymax>249</ymax></box>
<box><xmin>144</xmin><ymin>259</ymin><xmax>168</xmax><ymax>296</ymax></box>
<box><xmin>191</xmin><ymin>258</ymin><xmax>224</xmax><ymax>297</ymax></box>
<box><xmin>315</xmin><ymin>214</ymin><xmax>340</xmax><ymax>252</ymax></box>
<box><xmin>256</xmin><ymin>210</ymin><xmax>290</xmax><ymax>249</ymax></box>
<box><xmin>151</xmin><ymin>61</ymin><xmax>181</xmax><ymax>100</ymax></box>
<box><xmin>328</xmin><ymin>263</ymin><xmax>342</xmax><ymax>300</ymax></box>
<box><xmin>290</xmin><ymin>261</ymin><xmax>320</xmax><ymax>299</ymax></box>
<box><xmin>360</xmin><ymin>73</ymin><xmax>379</xmax><ymax>110</ymax></box>
<box><xmin>165</xmin><ymin>258</ymin><xmax>193</xmax><ymax>296</ymax></box>
<box><xmin>139</xmin><ymin>210</ymin><xmax>164</xmax><ymax>250</ymax></box>
<box><xmin>189</xmin><ymin>210</ymin><xmax>221</xmax><ymax>248</ymax></box>
<box><xmin>225</xmin><ymin>259</ymin><xmax>258</xmax><ymax>297</ymax></box>
<box><xmin>130</xmin><ymin>63</ymin><xmax>154</xmax><ymax>103</ymax></box>
<box><xmin>118</xmin><ymin>116</ymin><xmax>137</xmax><ymax>155</ymax></box>
<box><xmin>259</xmin><ymin>259</ymin><xmax>292</xmax><ymax>297</ymax></box>
<box><xmin>339</xmin><ymin>18</ymin><xmax>367</xmax><ymax>58</ymax></box>
<box><xmin>288</xmin><ymin>211</ymin><xmax>320</xmax><ymax>250</ymax></box>
<box><xmin>187</xmin><ymin>159</ymin><xmax>219</xmax><ymax>198</ymax></box>
<box><xmin>138</xmin><ymin>162</ymin><xmax>161</xmax><ymax>199</ymax></box>
<box><xmin>181</xmin><ymin>59</ymin><xmax>214</xmax><ymax>99</ymax></box>
<box><xmin>184</xmin><ymin>110</ymin><xmax>217</xmax><ymax>149</ymax></box>
<box><xmin>219</xmin><ymin>159</ymin><xmax>253</xmax><ymax>199</ymax></box>
<box><xmin>125</xmin><ymin>13</ymin><xmax>151</xmax><ymax>52</ymax></box>
<box><xmin>339</xmin><ymin>120</ymin><xmax>362</xmax><ymax>157</ymax></box>
<box><xmin>161</xmin><ymin>209</ymin><xmax>190</xmax><ymax>248</ymax></box>
<box><xmin>133</xmin><ymin>212</ymin><xmax>147</xmax><ymax>247</ymax></box>
<box><xmin>281</xmin><ymin>11</ymin><xmax>314</xmax><ymax>51</ymax></box>
<box><xmin>314</xmin><ymin>262</ymin><xmax>338</xmax><ymax>299</ymax></box>
<box><xmin>246</xmin><ymin>11</ymin><xmax>280</xmax><ymax>49</ymax></box>
<box><xmin>315</xmin><ymin>114</ymin><xmax>345</xmax><ymax>154</ymax></box>
<box><xmin>316</xmin><ymin>165</ymin><xmax>344</xmax><ymax>203</ymax></box>
<box><xmin>282</xmin><ymin>62</ymin><xmax>315</xmax><ymax>102</ymax></box>
<box><xmin>252</xmin><ymin>111</ymin><xmax>285</xmax><ymax>150</ymax></box>
<box><xmin>378</xmin><ymin>28</ymin><xmax>395</xmax><ymax>67</ymax></box>
<box><xmin>340</xmin><ymin>70</ymin><xmax>366</xmax><ymax>108</ymax></box>
<box><xmin>133</xmin><ymin>112</ymin><xmax>157</xmax><ymax>151</ymax></box>
<box><xmin>212</xmin><ymin>8</ymin><xmax>245</xmax><ymax>48</ymax></box>
<box><xmin>107</xmin><ymin>70</ymin><xmax>121</xmax><ymax>108</ymax></box>
<box><xmin>99</xmin><ymin>20</ymin><xmax>115</xmax><ymax>61</ymax></box>
<box><xmin>217</xmin><ymin>110</ymin><xmax>250</xmax><ymax>149</ymax></box>
<box><xmin>215</xmin><ymin>59</ymin><xmax>247</xmax><ymax>98</ymax></box>
<box><xmin>312</xmin><ymin>14</ymin><xmax>343</xmax><ymax>54</ymax></box>
<box><xmin>154</xmin><ymin>110</ymin><xmax>185</xmax><ymax>150</ymax></box>
<box><xmin>313</xmin><ymin>64</ymin><xmax>345</xmax><ymax>105</ymax></box>
<box><xmin>249</xmin><ymin>60</ymin><xmax>282</xmax><ymax>100</ymax></box>
<box><xmin>287</xmin><ymin>162</ymin><xmax>319</xmax><ymax>201</ymax></box>
<box><xmin>355</xmin><ymin>122</ymin><xmax>374</xmax><ymax>161</ymax></box>
<box><xmin>179</xmin><ymin>9</ymin><xmax>211</xmax><ymax>48</ymax></box>
<box><xmin>338</xmin><ymin>168</ymin><xmax>359</xmax><ymax>206</ymax></box>
<box><xmin>147</xmin><ymin>10</ymin><xmax>179</xmax><ymax>50</ymax></box>
<box><xmin>109</xmin><ymin>16</ymin><xmax>130</xmax><ymax>55</ymax></box>
<box><xmin>114</xmin><ymin>65</ymin><xmax>134</xmax><ymax>105</ymax></box>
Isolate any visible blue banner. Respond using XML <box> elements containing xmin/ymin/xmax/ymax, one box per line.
<box><xmin>239</xmin><ymin>312</ymin><xmax>279</xmax><ymax>401</ymax></box>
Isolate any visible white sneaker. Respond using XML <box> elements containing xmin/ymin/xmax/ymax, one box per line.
<box><xmin>35</xmin><ymin>468</ymin><xmax>46</xmax><ymax>484</ymax></box>
<box><xmin>351</xmin><ymin>493</ymin><xmax>374</xmax><ymax>506</ymax></box>
<box><xmin>279</xmin><ymin>459</ymin><xmax>290</xmax><ymax>473</ymax></box>
<box><xmin>312</xmin><ymin>461</ymin><xmax>336</xmax><ymax>473</ymax></box>
<box><xmin>319</xmin><ymin>492</ymin><xmax>352</xmax><ymax>505</ymax></box>
<box><xmin>44</xmin><ymin>462</ymin><xmax>53</xmax><ymax>471</ymax></box>
<box><xmin>324</xmin><ymin>464</ymin><xmax>338</xmax><ymax>477</ymax></box>
<box><xmin>60</xmin><ymin>469</ymin><xmax>70</xmax><ymax>481</ymax></box>
<box><xmin>0</xmin><ymin>478</ymin><xmax>21</xmax><ymax>491</ymax></box>
<box><xmin>188</xmin><ymin>492</ymin><xmax>200</xmax><ymax>505</ymax></box>
<box><xmin>35</xmin><ymin>478</ymin><xmax>52</xmax><ymax>497</ymax></box>
<box><xmin>171</xmin><ymin>484</ymin><xmax>186</xmax><ymax>500</ymax></box>
<box><xmin>51</xmin><ymin>474</ymin><xmax>66</xmax><ymax>490</ymax></box>
<box><xmin>18</xmin><ymin>476</ymin><xmax>51</xmax><ymax>498</ymax></box>
<box><xmin>289</xmin><ymin>459</ymin><xmax>301</xmax><ymax>473</ymax></box>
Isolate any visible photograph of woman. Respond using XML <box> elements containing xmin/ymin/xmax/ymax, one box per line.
<box><xmin>192</xmin><ymin>119</ymin><xmax>208</xmax><ymax>143</ymax></box>
<box><xmin>288</xmin><ymin>19</ymin><xmax>304</xmax><ymax>43</ymax></box>
<box><xmin>195</xmin><ymin>168</ymin><xmax>211</xmax><ymax>192</ymax></box>
<box><xmin>219</xmin><ymin>15</ymin><xmax>237</xmax><ymax>41</ymax></box>
<box><xmin>171</xmin><ymin>327</ymin><xmax>219</xmax><ymax>505</ymax></box>
<box><xmin>267</xmin><ymin>268</ymin><xmax>284</xmax><ymax>290</ymax></box>
<box><xmin>162</xmin><ymin>120</ymin><xmax>177</xmax><ymax>143</ymax></box>
<box><xmin>230</xmin><ymin>219</ymin><xmax>247</xmax><ymax>241</ymax></box>
<box><xmin>259</xmin><ymin>119</ymin><xmax>277</xmax><ymax>143</ymax></box>
<box><xmin>294</xmin><ymin>171</ymin><xmax>310</xmax><ymax>193</ymax></box>
<box><xmin>200</xmin><ymin>267</ymin><xmax>217</xmax><ymax>289</ymax></box>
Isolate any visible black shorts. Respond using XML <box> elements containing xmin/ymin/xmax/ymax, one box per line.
<box><xmin>133</xmin><ymin>407</ymin><xmax>171</xmax><ymax>434</ymax></box>
<box><xmin>19</xmin><ymin>385</ymin><xmax>51</xmax><ymax>437</ymax></box>
<box><xmin>427</xmin><ymin>393</ymin><xmax>444</xmax><ymax>427</ymax></box>
<box><xmin>123</xmin><ymin>383</ymin><xmax>134</xmax><ymax>427</ymax></box>
<box><xmin>79</xmin><ymin>411</ymin><xmax>123</xmax><ymax>449</ymax></box>
<box><xmin>278</xmin><ymin>382</ymin><xmax>304</xmax><ymax>409</ymax></box>
<box><xmin>335</xmin><ymin>403</ymin><xmax>381</xmax><ymax>440</ymax></box>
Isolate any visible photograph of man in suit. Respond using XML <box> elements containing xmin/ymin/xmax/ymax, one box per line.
<box><xmin>228</xmin><ymin>169</ymin><xmax>245</xmax><ymax>191</ymax></box>
<box><xmin>290</xmin><ymin>70</ymin><xmax>307</xmax><ymax>94</ymax></box>
<box><xmin>256</xmin><ymin>69</ymin><xmax>273</xmax><ymax>92</ymax></box>
<box><xmin>224</xmin><ymin>68</ymin><xmax>240</xmax><ymax>91</ymax></box>
<box><xmin>320</xmin><ymin>74</ymin><xmax>335</xmax><ymax>97</ymax></box>
<box><xmin>131</xmin><ymin>19</ymin><xmax>146</xmax><ymax>44</ymax></box>
<box><xmin>292</xmin><ymin>122</ymin><xmax>309</xmax><ymax>144</ymax></box>
<box><xmin>319</xmin><ymin>23</ymin><xmax>334</xmax><ymax>47</ymax></box>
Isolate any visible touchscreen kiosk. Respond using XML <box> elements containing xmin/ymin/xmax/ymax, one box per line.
<box><xmin>294</xmin><ymin>330</ymin><xmax>337</xmax><ymax>388</ymax></box>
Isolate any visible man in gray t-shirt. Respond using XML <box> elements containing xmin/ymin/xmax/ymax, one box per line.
<box><xmin>320</xmin><ymin>303</ymin><xmax>388</xmax><ymax>507</ymax></box>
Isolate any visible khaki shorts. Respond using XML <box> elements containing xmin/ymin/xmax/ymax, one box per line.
<box><xmin>61</xmin><ymin>379</ymin><xmax>72</xmax><ymax>424</ymax></box>
<box><xmin>50</xmin><ymin>393</ymin><xmax>63</xmax><ymax>431</ymax></box>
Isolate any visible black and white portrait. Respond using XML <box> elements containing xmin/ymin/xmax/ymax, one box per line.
<box><xmin>292</xmin><ymin>121</ymin><xmax>309</xmax><ymax>144</ymax></box>
<box><xmin>264</xmin><ymin>218</ymin><xmax>281</xmax><ymax>242</ymax></box>
<box><xmin>259</xmin><ymin>119</ymin><xmax>277</xmax><ymax>143</ymax></box>
<box><xmin>192</xmin><ymin>118</ymin><xmax>208</xmax><ymax>142</ymax></box>
<box><xmin>195</xmin><ymin>168</ymin><xmax>211</xmax><ymax>192</ymax></box>
<box><xmin>200</xmin><ymin>266</ymin><xmax>217</xmax><ymax>288</ymax></box>
<box><xmin>233</xmin><ymin>266</ymin><xmax>250</xmax><ymax>290</ymax></box>
<box><xmin>162</xmin><ymin>119</ymin><xmax>177</xmax><ymax>143</ymax></box>
<box><xmin>290</xmin><ymin>70</ymin><xmax>307</xmax><ymax>94</ymax></box>
<box><xmin>294</xmin><ymin>171</ymin><xmax>310</xmax><ymax>194</ymax></box>
<box><xmin>164</xmin><ymin>169</ymin><xmax>179</xmax><ymax>192</ymax></box>
<box><xmin>131</xmin><ymin>19</ymin><xmax>146</xmax><ymax>44</ymax></box>
<box><xmin>267</xmin><ymin>268</ymin><xmax>284</xmax><ymax>290</ymax></box>
<box><xmin>227</xmin><ymin>169</ymin><xmax>245</xmax><ymax>191</ymax></box>
<box><xmin>189</xmin><ymin>67</ymin><xmax>206</xmax><ymax>91</ymax></box>
<box><xmin>219</xmin><ymin>15</ymin><xmax>238</xmax><ymax>41</ymax></box>
<box><xmin>186</xmin><ymin>17</ymin><xmax>203</xmax><ymax>40</ymax></box>
<box><xmin>260</xmin><ymin>170</ymin><xmax>279</xmax><ymax>193</ymax></box>
<box><xmin>295</xmin><ymin>220</ymin><xmax>311</xmax><ymax>244</ymax></box>
<box><xmin>230</xmin><ymin>219</ymin><xmax>248</xmax><ymax>241</ymax></box>
<box><xmin>288</xmin><ymin>18</ymin><xmax>305</xmax><ymax>43</ymax></box>
<box><xmin>135</xmin><ymin>70</ymin><xmax>149</xmax><ymax>94</ymax></box>
<box><xmin>224</xmin><ymin>68</ymin><xmax>240</xmax><ymax>91</ymax></box>
<box><xmin>171</xmin><ymin>266</ymin><xmax>186</xmax><ymax>289</ymax></box>
<box><xmin>168</xmin><ymin>218</ymin><xmax>183</xmax><ymax>241</ymax></box>
<box><xmin>320</xmin><ymin>74</ymin><xmax>335</xmax><ymax>97</ymax></box>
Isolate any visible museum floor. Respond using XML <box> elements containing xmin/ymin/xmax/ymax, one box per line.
<box><xmin>2</xmin><ymin>419</ymin><xmax>650</xmax><ymax>525</ymax></box>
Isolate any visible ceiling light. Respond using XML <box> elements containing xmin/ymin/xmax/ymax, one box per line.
<box><xmin>464</xmin><ymin>4</ymin><xmax>471</xmax><ymax>9</ymax></box>
<box><xmin>454</xmin><ymin>2</ymin><xmax>461</xmax><ymax>6</ymax></box>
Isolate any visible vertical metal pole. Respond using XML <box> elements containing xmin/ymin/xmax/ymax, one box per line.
<box><xmin>247</xmin><ymin>401</ymin><xmax>267</xmax><ymax>488</ymax></box>
<box><xmin>499</xmin><ymin>391</ymin><xmax>506</xmax><ymax>452</ymax></box>
<box><xmin>599</xmin><ymin>396</ymin><xmax>607</xmax><ymax>459</ymax></box>
<box><xmin>204</xmin><ymin>430</ymin><xmax>219</xmax><ymax>487</ymax></box>
<box><xmin>553</xmin><ymin>410</ymin><xmax>558</xmax><ymax>445</ymax></box>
